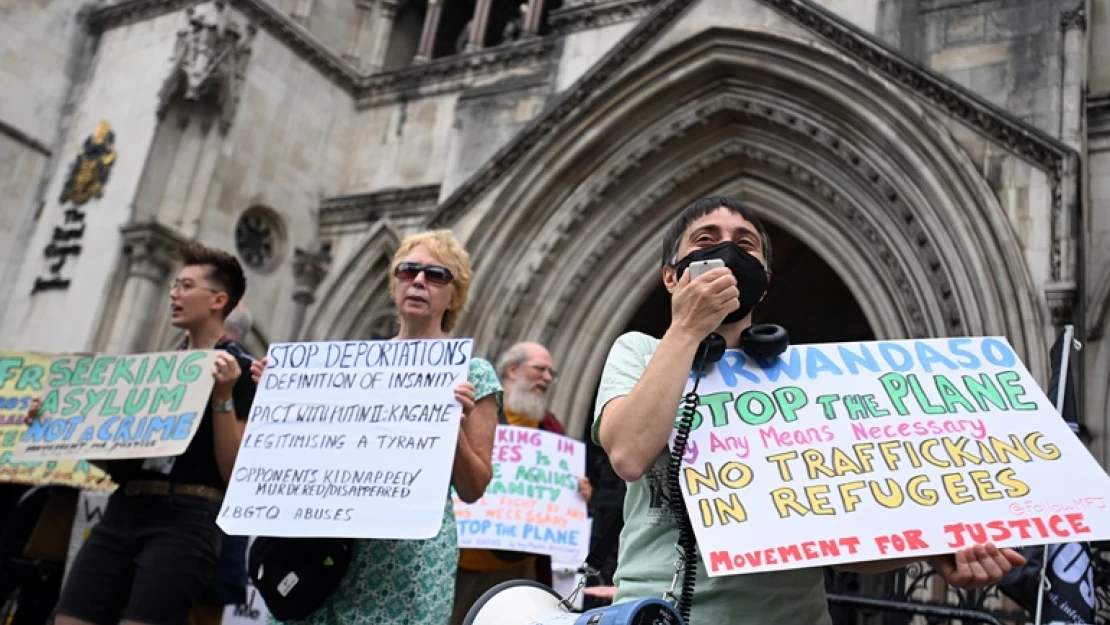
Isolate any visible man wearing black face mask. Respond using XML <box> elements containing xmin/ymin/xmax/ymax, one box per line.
<box><xmin>591</xmin><ymin>197</ymin><xmax>1024</xmax><ymax>625</ymax></box>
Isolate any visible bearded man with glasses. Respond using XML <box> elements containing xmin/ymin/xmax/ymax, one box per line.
<box><xmin>450</xmin><ymin>341</ymin><xmax>594</xmax><ymax>625</ymax></box>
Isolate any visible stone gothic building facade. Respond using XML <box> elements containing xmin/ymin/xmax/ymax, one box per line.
<box><xmin>1</xmin><ymin>0</ymin><xmax>1108</xmax><ymax>467</ymax></box>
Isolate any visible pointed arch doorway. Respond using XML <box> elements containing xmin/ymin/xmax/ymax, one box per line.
<box><xmin>621</xmin><ymin>221</ymin><xmax>874</xmax><ymax>344</ymax></box>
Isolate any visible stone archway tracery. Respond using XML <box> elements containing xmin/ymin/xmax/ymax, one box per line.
<box><xmin>451</xmin><ymin>28</ymin><xmax>1047</xmax><ymax>438</ymax></box>
<box><xmin>301</xmin><ymin>220</ymin><xmax>402</xmax><ymax>340</ymax></box>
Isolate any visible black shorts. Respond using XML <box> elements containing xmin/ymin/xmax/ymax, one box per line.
<box><xmin>56</xmin><ymin>489</ymin><xmax>223</xmax><ymax>625</ymax></box>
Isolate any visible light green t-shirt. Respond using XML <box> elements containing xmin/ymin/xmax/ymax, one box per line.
<box><xmin>592</xmin><ymin>331</ymin><xmax>833</xmax><ymax>625</ymax></box>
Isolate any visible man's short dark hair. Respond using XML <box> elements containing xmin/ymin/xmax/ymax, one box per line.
<box><xmin>179</xmin><ymin>241</ymin><xmax>247</xmax><ymax>318</ymax></box>
<box><xmin>660</xmin><ymin>196</ymin><xmax>773</xmax><ymax>269</ymax></box>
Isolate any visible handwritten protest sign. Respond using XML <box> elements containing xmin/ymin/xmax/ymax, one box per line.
<box><xmin>219</xmin><ymin>339</ymin><xmax>471</xmax><ymax>539</ymax></box>
<box><xmin>455</xmin><ymin>426</ymin><xmax>591</xmax><ymax>562</ymax></box>
<box><xmin>0</xmin><ymin>352</ymin><xmax>111</xmax><ymax>488</ymax></box>
<box><xmin>673</xmin><ymin>337</ymin><xmax>1110</xmax><ymax>577</ymax></box>
<box><xmin>12</xmin><ymin>350</ymin><xmax>220</xmax><ymax>461</ymax></box>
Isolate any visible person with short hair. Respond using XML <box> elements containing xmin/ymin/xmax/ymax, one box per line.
<box><xmin>592</xmin><ymin>197</ymin><xmax>1026</xmax><ymax>625</ymax></box>
<box><xmin>34</xmin><ymin>241</ymin><xmax>257</xmax><ymax>625</ymax></box>
<box><xmin>252</xmin><ymin>229</ymin><xmax>503</xmax><ymax>625</ymax></box>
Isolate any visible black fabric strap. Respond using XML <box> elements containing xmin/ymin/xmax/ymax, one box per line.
<box><xmin>581</xmin><ymin>513</ymin><xmax>621</xmax><ymax>575</ymax></box>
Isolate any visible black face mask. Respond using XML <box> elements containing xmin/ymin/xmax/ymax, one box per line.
<box><xmin>674</xmin><ymin>241</ymin><xmax>769</xmax><ymax>324</ymax></box>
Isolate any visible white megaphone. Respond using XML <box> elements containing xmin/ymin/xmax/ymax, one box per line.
<box><xmin>463</xmin><ymin>579</ymin><xmax>683</xmax><ymax>625</ymax></box>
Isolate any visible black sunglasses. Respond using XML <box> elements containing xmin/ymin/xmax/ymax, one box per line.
<box><xmin>394</xmin><ymin>262</ymin><xmax>454</xmax><ymax>285</ymax></box>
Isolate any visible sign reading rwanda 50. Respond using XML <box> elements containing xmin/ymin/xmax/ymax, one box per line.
<box><xmin>674</xmin><ymin>337</ymin><xmax>1110</xmax><ymax>577</ymax></box>
<box><xmin>13</xmin><ymin>350</ymin><xmax>221</xmax><ymax>461</ymax></box>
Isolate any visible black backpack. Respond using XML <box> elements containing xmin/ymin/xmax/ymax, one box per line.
<box><xmin>247</xmin><ymin>537</ymin><xmax>354</xmax><ymax>620</ymax></box>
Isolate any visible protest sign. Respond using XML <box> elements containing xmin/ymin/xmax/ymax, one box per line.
<box><xmin>13</xmin><ymin>350</ymin><xmax>220</xmax><ymax>461</ymax></box>
<box><xmin>672</xmin><ymin>337</ymin><xmax>1110</xmax><ymax>577</ymax></box>
<box><xmin>219</xmin><ymin>339</ymin><xmax>471</xmax><ymax>539</ymax></box>
<box><xmin>0</xmin><ymin>351</ymin><xmax>110</xmax><ymax>487</ymax></box>
<box><xmin>455</xmin><ymin>426</ymin><xmax>591</xmax><ymax>563</ymax></box>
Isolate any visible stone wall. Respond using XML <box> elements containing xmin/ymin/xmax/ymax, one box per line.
<box><xmin>0</xmin><ymin>0</ymin><xmax>97</xmax><ymax>323</ymax></box>
<box><xmin>440</xmin><ymin>72</ymin><xmax>553</xmax><ymax>195</ymax></box>
<box><xmin>1085</xmin><ymin>91</ymin><xmax>1110</xmax><ymax>464</ymax></box>
<box><xmin>1</xmin><ymin>11</ymin><xmax>183</xmax><ymax>352</ymax></box>
<box><xmin>200</xmin><ymin>30</ymin><xmax>356</xmax><ymax>342</ymax></box>
<box><xmin>920</xmin><ymin>0</ymin><xmax>1067</xmax><ymax>137</ymax></box>
<box><xmin>306</xmin><ymin>0</ymin><xmax>360</xmax><ymax>56</ymax></box>
<box><xmin>1093</xmin><ymin>0</ymin><xmax>1110</xmax><ymax>92</ymax></box>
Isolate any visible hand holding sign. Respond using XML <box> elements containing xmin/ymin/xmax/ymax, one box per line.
<box><xmin>930</xmin><ymin>544</ymin><xmax>1026</xmax><ymax>589</ymax></box>
<box><xmin>212</xmin><ymin>352</ymin><xmax>242</xmax><ymax>397</ymax></box>
<box><xmin>455</xmin><ymin>382</ymin><xmax>476</xmax><ymax>417</ymax></box>
<box><xmin>23</xmin><ymin>397</ymin><xmax>41</xmax><ymax>425</ymax></box>
<box><xmin>249</xmin><ymin>357</ymin><xmax>268</xmax><ymax>384</ymax></box>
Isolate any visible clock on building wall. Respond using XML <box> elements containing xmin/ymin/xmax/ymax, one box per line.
<box><xmin>235</xmin><ymin>206</ymin><xmax>285</xmax><ymax>273</ymax></box>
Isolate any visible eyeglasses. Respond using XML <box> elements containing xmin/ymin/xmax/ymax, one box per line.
<box><xmin>394</xmin><ymin>262</ymin><xmax>454</xmax><ymax>286</ymax></box>
<box><xmin>526</xmin><ymin>363</ymin><xmax>558</xmax><ymax>381</ymax></box>
<box><xmin>171</xmin><ymin>281</ymin><xmax>219</xmax><ymax>295</ymax></box>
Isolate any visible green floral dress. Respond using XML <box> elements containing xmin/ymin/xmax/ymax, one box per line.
<box><xmin>273</xmin><ymin>357</ymin><xmax>502</xmax><ymax>625</ymax></box>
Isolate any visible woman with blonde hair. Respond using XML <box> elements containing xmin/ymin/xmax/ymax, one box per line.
<box><xmin>252</xmin><ymin>229</ymin><xmax>502</xmax><ymax>625</ymax></box>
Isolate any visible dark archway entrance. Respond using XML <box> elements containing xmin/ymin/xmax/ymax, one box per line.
<box><xmin>618</xmin><ymin>222</ymin><xmax>875</xmax><ymax>344</ymax></box>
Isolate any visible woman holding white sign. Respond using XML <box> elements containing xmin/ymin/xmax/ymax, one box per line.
<box><xmin>251</xmin><ymin>230</ymin><xmax>503</xmax><ymax>625</ymax></box>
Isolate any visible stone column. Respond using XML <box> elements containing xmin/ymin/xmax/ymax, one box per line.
<box><xmin>290</xmin><ymin>246</ymin><xmax>331</xmax><ymax>340</ymax></box>
<box><xmin>414</xmin><ymin>0</ymin><xmax>443</xmax><ymax>63</ymax></box>
<box><xmin>466</xmin><ymin>0</ymin><xmax>494</xmax><ymax>51</ymax></box>
<box><xmin>367</xmin><ymin>0</ymin><xmax>400</xmax><ymax>73</ymax></box>
<box><xmin>344</xmin><ymin>0</ymin><xmax>375</xmax><ymax>68</ymax></box>
<box><xmin>1045</xmin><ymin>3</ymin><xmax>1087</xmax><ymax>325</ymax></box>
<box><xmin>103</xmin><ymin>222</ymin><xmax>184</xmax><ymax>354</ymax></box>
<box><xmin>523</xmin><ymin>0</ymin><xmax>544</xmax><ymax>35</ymax></box>
<box><xmin>292</xmin><ymin>0</ymin><xmax>314</xmax><ymax>25</ymax></box>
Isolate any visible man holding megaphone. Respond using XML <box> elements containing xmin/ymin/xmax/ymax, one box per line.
<box><xmin>590</xmin><ymin>197</ymin><xmax>1025</xmax><ymax>625</ymax></box>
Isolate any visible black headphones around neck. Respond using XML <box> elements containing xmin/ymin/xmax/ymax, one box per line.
<box><xmin>696</xmin><ymin>323</ymin><xmax>790</xmax><ymax>369</ymax></box>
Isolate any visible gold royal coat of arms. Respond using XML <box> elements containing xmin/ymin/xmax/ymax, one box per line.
<box><xmin>59</xmin><ymin>121</ymin><xmax>117</xmax><ymax>206</ymax></box>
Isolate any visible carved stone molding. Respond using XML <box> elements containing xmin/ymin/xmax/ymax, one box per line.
<box><xmin>298</xmin><ymin>221</ymin><xmax>401</xmax><ymax>340</ymax></box>
<box><xmin>90</xmin><ymin>0</ymin><xmax>361</xmax><ymax>94</ymax></box>
<box><xmin>119</xmin><ymin>220</ymin><xmax>186</xmax><ymax>282</ymax></box>
<box><xmin>158</xmin><ymin>1</ymin><xmax>257</xmax><ymax>132</ymax></box>
<box><xmin>356</xmin><ymin>39</ymin><xmax>558</xmax><ymax>108</ymax></box>
<box><xmin>1060</xmin><ymin>2</ymin><xmax>1086</xmax><ymax>31</ymax></box>
<box><xmin>429</xmin><ymin>0</ymin><xmax>698</xmax><ymax>229</ymax></box>
<box><xmin>89</xmin><ymin>0</ymin><xmax>557</xmax><ymax>102</ymax></box>
<box><xmin>549</xmin><ymin>0</ymin><xmax>658</xmax><ymax>35</ymax></box>
<box><xmin>1044</xmin><ymin>280</ymin><xmax>1077</xmax><ymax>326</ymax></box>
<box><xmin>760</xmin><ymin>0</ymin><xmax>1075</xmax><ymax>283</ymax></box>
<box><xmin>319</xmin><ymin>184</ymin><xmax>441</xmax><ymax>233</ymax></box>
<box><xmin>534</xmin><ymin>140</ymin><xmax>935</xmax><ymax>346</ymax></box>
<box><xmin>491</xmin><ymin>93</ymin><xmax>956</xmax><ymax>346</ymax></box>
<box><xmin>429</xmin><ymin>0</ymin><xmax>1073</xmax><ymax>229</ymax></box>
<box><xmin>292</xmin><ymin>244</ymin><xmax>332</xmax><ymax>304</ymax></box>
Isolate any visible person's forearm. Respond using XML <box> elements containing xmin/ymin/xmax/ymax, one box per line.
<box><xmin>600</xmin><ymin>327</ymin><xmax>702</xmax><ymax>482</ymax></box>
<box><xmin>451</xmin><ymin>432</ymin><xmax>491</xmax><ymax>503</ymax></box>
<box><xmin>212</xmin><ymin>407</ymin><xmax>246</xmax><ymax>484</ymax></box>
